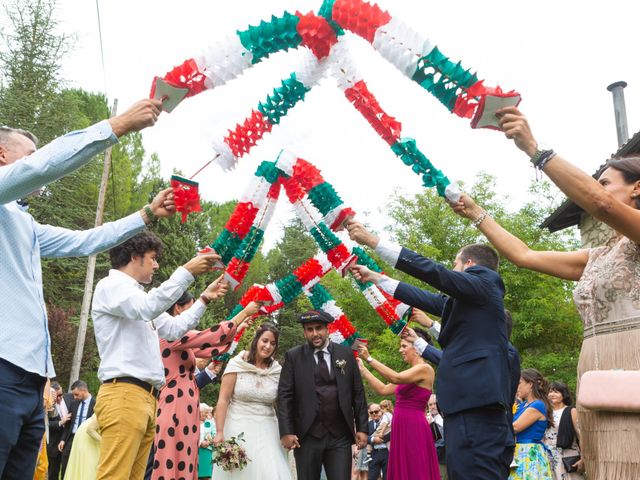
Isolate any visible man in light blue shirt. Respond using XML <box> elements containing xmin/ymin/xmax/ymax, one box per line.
<box><xmin>0</xmin><ymin>98</ymin><xmax>172</xmax><ymax>478</ymax></box>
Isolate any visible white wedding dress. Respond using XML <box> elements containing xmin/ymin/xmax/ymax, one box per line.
<box><xmin>212</xmin><ymin>352</ymin><xmax>292</xmax><ymax>480</ymax></box>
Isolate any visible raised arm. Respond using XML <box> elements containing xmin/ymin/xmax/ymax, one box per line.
<box><xmin>449</xmin><ymin>193</ymin><xmax>588</xmax><ymax>281</ymax></box>
<box><xmin>359</xmin><ymin>345</ymin><xmax>433</xmax><ymax>389</ymax></box>
<box><xmin>357</xmin><ymin>358</ymin><xmax>396</xmax><ymax>396</ymax></box>
<box><xmin>498</xmin><ymin>106</ymin><xmax>640</xmax><ymax>244</ymax></box>
<box><xmin>0</xmin><ymin>99</ymin><xmax>161</xmax><ymax>205</ymax></box>
<box><xmin>37</xmin><ymin>188</ymin><xmax>175</xmax><ymax>258</ymax></box>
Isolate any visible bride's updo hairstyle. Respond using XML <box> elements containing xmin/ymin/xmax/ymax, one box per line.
<box><xmin>246</xmin><ymin>323</ymin><xmax>280</xmax><ymax>366</ymax></box>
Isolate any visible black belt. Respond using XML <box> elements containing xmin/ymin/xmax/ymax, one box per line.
<box><xmin>104</xmin><ymin>376</ymin><xmax>159</xmax><ymax>399</ymax></box>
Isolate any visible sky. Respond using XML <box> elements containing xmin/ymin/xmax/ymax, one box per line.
<box><xmin>48</xmin><ymin>0</ymin><xmax>640</xmax><ymax>247</ymax></box>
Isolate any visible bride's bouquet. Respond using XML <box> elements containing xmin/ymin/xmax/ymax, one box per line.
<box><xmin>212</xmin><ymin>432</ymin><xmax>250</xmax><ymax>471</ymax></box>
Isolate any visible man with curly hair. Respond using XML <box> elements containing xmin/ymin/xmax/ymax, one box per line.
<box><xmin>91</xmin><ymin>231</ymin><xmax>230</xmax><ymax>480</ymax></box>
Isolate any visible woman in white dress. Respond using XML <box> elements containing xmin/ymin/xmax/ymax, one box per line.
<box><xmin>213</xmin><ymin>323</ymin><xmax>291</xmax><ymax>479</ymax></box>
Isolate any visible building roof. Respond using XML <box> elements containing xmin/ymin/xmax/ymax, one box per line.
<box><xmin>541</xmin><ymin>130</ymin><xmax>640</xmax><ymax>232</ymax></box>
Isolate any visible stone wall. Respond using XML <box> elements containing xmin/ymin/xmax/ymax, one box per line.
<box><xmin>579</xmin><ymin>213</ymin><xmax>616</xmax><ymax>248</ymax></box>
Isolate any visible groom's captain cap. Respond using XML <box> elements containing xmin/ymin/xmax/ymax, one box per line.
<box><xmin>298</xmin><ymin>309</ymin><xmax>334</xmax><ymax>325</ymax></box>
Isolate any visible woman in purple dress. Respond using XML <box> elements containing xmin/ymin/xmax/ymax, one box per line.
<box><xmin>358</xmin><ymin>339</ymin><xmax>440</xmax><ymax>480</ymax></box>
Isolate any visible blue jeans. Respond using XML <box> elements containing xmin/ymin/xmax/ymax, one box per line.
<box><xmin>0</xmin><ymin>358</ymin><xmax>46</xmax><ymax>479</ymax></box>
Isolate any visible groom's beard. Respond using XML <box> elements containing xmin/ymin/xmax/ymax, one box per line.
<box><xmin>308</xmin><ymin>337</ymin><xmax>329</xmax><ymax>350</ymax></box>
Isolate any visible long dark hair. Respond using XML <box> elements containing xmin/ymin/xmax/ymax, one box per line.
<box><xmin>521</xmin><ymin>368</ymin><xmax>554</xmax><ymax>426</ymax></box>
<box><xmin>246</xmin><ymin>323</ymin><xmax>279</xmax><ymax>366</ymax></box>
<box><xmin>549</xmin><ymin>381</ymin><xmax>573</xmax><ymax>407</ymax></box>
<box><xmin>602</xmin><ymin>156</ymin><xmax>640</xmax><ymax>209</ymax></box>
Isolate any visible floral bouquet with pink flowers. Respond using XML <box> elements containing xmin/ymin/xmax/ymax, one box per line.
<box><xmin>212</xmin><ymin>432</ymin><xmax>250</xmax><ymax>471</ymax></box>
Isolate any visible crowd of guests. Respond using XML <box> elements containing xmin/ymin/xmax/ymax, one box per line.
<box><xmin>2</xmin><ymin>88</ymin><xmax>640</xmax><ymax>480</ymax></box>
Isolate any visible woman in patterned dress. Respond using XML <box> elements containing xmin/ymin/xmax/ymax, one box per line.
<box><xmin>151</xmin><ymin>289</ymin><xmax>260</xmax><ymax>480</ymax></box>
<box><xmin>509</xmin><ymin>369</ymin><xmax>553</xmax><ymax>480</ymax></box>
<box><xmin>449</xmin><ymin>107</ymin><xmax>640</xmax><ymax>479</ymax></box>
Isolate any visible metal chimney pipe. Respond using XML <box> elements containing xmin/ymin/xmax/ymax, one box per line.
<box><xmin>607</xmin><ymin>81</ymin><xmax>629</xmax><ymax>147</ymax></box>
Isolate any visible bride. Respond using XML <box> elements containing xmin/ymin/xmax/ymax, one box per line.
<box><xmin>213</xmin><ymin>323</ymin><xmax>291</xmax><ymax>479</ymax></box>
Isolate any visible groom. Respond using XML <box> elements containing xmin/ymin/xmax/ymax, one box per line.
<box><xmin>277</xmin><ymin>310</ymin><xmax>368</xmax><ymax>480</ymax></box>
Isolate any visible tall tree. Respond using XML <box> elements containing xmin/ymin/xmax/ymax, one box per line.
<box><xmin>0</xmin><ymin>0</ymin><xmax>70</xmax><ymax>143</ymax></box>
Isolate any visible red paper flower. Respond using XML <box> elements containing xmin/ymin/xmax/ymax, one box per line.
<box><xmin>151</xmin><ymin>59</ymin><xmax>208</xmax><ymax>99</ymax></box>
<box><xmin>344</xmin><ymin>81</ymin><xmax>401</xmax><ymax>145</ymax></box>
<box><xmin>292</xmin><ymin>159</ymin><xmax>324</xmax><ymax>191</ymax></box>
<box><xmin>326</xmin><ymin>244</ymin><xmax>351</xmax><ymax>268</ymax></box>
<box><xmin>329</xmin><ymin>207</ymin><xmax>356</xmax><ymax>231</ymax></box>
<box><xmin>226</xmin><ymin>258</ymin><xmax>251</xmax><ymax>289</ymax></box>
<box><xmin>332</xmin><ymin>0</ymin><xmax>392</xmax><ymax>44</ymax></box>
<box><xmin>281</xmin><ymin>176</ymin><xmax>306</xmax><ymax>203</ymax></box>
<box><xmin>295</xmin><ymin>11</ymin><xmax>338</xmax><ymax>60</ymax></box>
<box><xmin>241</xmin><ymin>284</ymin><xmax>274</xmax><ymax>306</ymax></box>
<box><xmin>224</xmin><ymin>110</ymin><xmax>273</xmax><ymax>158</ymax></box>
<box><xmin>225</xmin><ymin>202</ymin><xmax>260</xmax><ymax>238</ymax></box>
<box><xmin>293</xmin><ymin>258</ymin><xmax>324</xmax><ymax>285</ymax></box>
<box><xmin>171</xmin><ymin>176</ymin><xmax>201</xmax><ymax>223</ymax></box>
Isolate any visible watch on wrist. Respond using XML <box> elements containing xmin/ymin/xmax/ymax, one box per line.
<box><xmin>366</xmin><ymin>356</ymin><xmax>374</xmax><ymax>363</ymax></box>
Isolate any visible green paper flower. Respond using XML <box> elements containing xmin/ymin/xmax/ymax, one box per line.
<box><xmin>307</xmin><ymin>182</ymin><xmax>342</xmax><ymax>216</ymax></box>
<box><xmin>213</xmin><ymin>230</ymin><xmax>243</xmax><ymax>264</ymax></box>
<box><xmin>258</xmin><ymin>74</ymin><xmax>310</xmax><ymax>125</ymax></box>
<box><xmin>352</xmin><ymin>246</ymin><xmax>383</xmax><ymax>273</ymax></box>
<box><xmin>237</xmin><ymin>12</ymin><xmax>302</xmax><ymax>64</ymax></box>
<box><xmin>235</xmin><ymin>226</ymin><xmax>264</xmax><ymax>261</ymax></box>
<box><xmin>308</xmin><ymin>283</ymin><xmax>333</xmax><ymax>309</ymax></box>
<box><xmin>255</xmin><ymin>161</ymin><xmax>282</xmax><ymax>185</ymax></box>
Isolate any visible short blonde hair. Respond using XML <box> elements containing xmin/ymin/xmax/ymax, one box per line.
<box><xmin>380</xmin><ymin>399</ymin><xmax>394</xmax><ymax>413</ymax></box>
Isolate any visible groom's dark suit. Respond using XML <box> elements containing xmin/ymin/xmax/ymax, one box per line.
<box><xmin>278</xmin><ymin>341</ymin><xmax>368</xmax><ymax>480</ymax></box>
<box><xmin>387</xmin><ymin>247</ymin><xmax>513</xmax><ymax>480</ymax></box>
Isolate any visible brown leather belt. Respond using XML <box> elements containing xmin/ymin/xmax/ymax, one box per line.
<box><xmin>104</xmin><ymin>376</ymin><xmax>159</xmax><ymax>399</ymax></box>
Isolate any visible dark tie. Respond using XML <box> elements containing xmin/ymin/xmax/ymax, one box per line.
<box><xmin>316</xmin><ymin>351</ymin><xmax>330</xmax><ymax>381</ymax></box>
<box><xmin>77</xmin><ymin>401</ymin><xmax>85</xmax><ymax>429</ymax></box>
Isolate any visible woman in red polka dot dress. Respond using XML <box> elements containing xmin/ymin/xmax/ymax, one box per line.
<box><xmin>152</xmin><ymin>295</ymin><xmax>260</xmax><ymax>480</ymax></box>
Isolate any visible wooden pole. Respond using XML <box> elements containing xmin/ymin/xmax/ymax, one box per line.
<box><xmin>69</xmin><ymin>98</ymin><xmax>118</xmax><ymax>388</ymax></box>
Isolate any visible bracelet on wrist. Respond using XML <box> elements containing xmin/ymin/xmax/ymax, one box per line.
<box><xmin>366</xmin><ymin>356</ymin><xmax>374</xmax><ymax>363</ymax></box>
<box><xmin>529</xmin><ymin>148</ymin><xmax>556</xmax><ymax>170</ymax></box>
<box><xmin>143</xmin><ymin>205</ymin><xmax>157</xmax><ymax>223</ymax></box>
<box><xmin>200</xmin><ymin>294</ymin><xmax>211</xmax><ymax>306</ymax></box>
<box><xmin>472</xmin><ymin>211</ymin><xmax>488</xmax><ymax>228</ymax></box>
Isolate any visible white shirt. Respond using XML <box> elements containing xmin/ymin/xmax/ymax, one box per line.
<box><xmin>92</xmin><ymin>267</ymin><xmax>206</xmax><ymax>389</ymax></box>
<box><xmin>313</xmin><ymin>340</ymin><xmax>332</xmax><ymax>375</ymax></box>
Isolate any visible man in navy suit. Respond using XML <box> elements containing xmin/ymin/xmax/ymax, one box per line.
<box><xmin>347</xmin><ymin>221</ymin><xmax>513</xmax><ymax>480</ymax></box>
<box><xmin>366</xmin><ymin>403</ymin><xmax>390</xmax><ymax>480</ymax></box>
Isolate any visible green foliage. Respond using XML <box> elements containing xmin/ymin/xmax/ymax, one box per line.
<box><xmin>0</xmin><ymin>0</ymin><xmax>70</xmax><ymax>144</ymax></box>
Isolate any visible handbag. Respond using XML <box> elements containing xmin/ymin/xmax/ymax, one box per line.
<box><xmin>561</xmin><ymin>455</ymin><xmax>581</xmax><ymax>473</ymax></box>
<box><xmin>577</xmin><ymin>370</ymin><xmax>640</xmax><ymax>412</ymax></box>
<box><xmin>576</xmin><ymin>317</ymin><xmax>640</xmax><ymax>412</ymax></box>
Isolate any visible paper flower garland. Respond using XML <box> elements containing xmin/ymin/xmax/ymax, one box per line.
<box><xmin>205</xmin><ymin>151</ymin><xmax>411</xmax><ymax>358</ymax></box>
<box><xmin>152</xmin><ymin>1</ymin><xmax>518</xmax><ymax>202</ymax></box>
